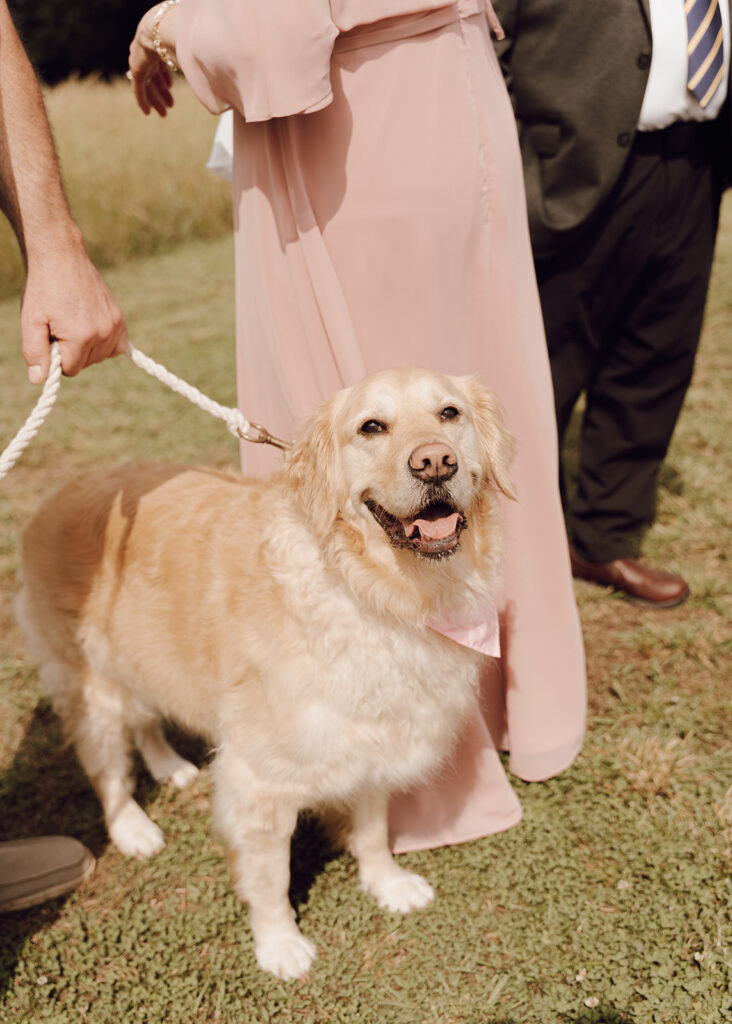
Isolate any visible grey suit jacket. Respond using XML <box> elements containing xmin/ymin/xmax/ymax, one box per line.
<box><xmin>492</xmin><ymin>0</ymin><xmax>732</xmax><ymax>259</ymax></box>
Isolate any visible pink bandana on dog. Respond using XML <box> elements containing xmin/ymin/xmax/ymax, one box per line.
<box><xmin>428</xmin><ymin>601</ymin><xmax>500</xmax><ymax>658</ymax></box>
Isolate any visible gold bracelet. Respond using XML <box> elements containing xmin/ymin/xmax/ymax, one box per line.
<box><xmin>152</xmin><ymin>0</ymin><xmax>180</xmax><ymax>72</ymax></box>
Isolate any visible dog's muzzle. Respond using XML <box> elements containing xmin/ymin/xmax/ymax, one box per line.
<box><xmin>365</xmin><ymin>497</ymin><xmax>467</xmax><ymax>559</ymax></box>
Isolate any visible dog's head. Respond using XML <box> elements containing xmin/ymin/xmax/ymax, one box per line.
<box><xmin>286</xmin><ymin>367</ymin><xmax>514</xmax><ymax>598</ymax></box>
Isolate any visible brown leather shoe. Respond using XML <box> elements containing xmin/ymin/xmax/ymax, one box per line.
<box><xmin>569</xmin><ymin>546</ymin><xmax>689</xmax><ymax>608</ymax></box>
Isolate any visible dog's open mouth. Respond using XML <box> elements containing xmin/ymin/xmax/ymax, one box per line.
<box><xmin>365</xmin><ymin>499</ymin><xmax>467</xmax><ymax>559</ymax></box>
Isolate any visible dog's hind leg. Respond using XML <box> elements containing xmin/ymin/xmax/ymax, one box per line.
<box><xmin>59</xmin><ymin>667</ymin><xmax>165</xmax><ymax>860</ymax></box>
<box><xmin>348</xmin><ymin>789</ymin><xmax>434</xmax><ymax>912</ymax></box>
<box><xmin>134</xmin><ymin>720</ymin><xmax>200</xmax><ymax>789</ymax></box>
<box><xmin>16</xmin><ymin>586</ymin><xmax>164</xmax><ymax>858</ymax></box>
<box><xmin>213</xmin><ymin>748</ymin><xmax>316</xmax><ymax>980</ymax></box>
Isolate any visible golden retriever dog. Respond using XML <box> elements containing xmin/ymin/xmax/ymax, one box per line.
<box><xmin>16</xmin><ymin>367</ymin><xmax>514</xmax><ymax>980</ymax></box>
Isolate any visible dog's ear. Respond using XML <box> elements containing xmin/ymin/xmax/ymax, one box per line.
<box><xmin>284</xmin><ymin>395</ymin><xmax>343</xmax><ymax>536</ymax></box>
<box><xmin>461</xmin><ymin>376</ymin><xmax>517</xmax><ymax>501</ymax></box>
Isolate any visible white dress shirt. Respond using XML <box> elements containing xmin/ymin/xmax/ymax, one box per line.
<box><xmin>638</xmin><ymin>0</ymin><xmax>730</xmax><ymax>129</ymax></box>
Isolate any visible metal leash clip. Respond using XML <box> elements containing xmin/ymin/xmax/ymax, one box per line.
<box><xmin>236</xmin><ymin>422</ymin><xmax>292</xmax><ymax>451</ymax></box>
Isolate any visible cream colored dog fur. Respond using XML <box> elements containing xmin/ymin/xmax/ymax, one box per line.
<box><xmin>16</xmin><ymin>367</ymin><xmax>514</xmax><ymax>980</ymax></box>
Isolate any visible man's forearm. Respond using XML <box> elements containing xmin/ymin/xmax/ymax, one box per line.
<box><xmin>0</xmin><ymin>1</ymin><xmax>80</xmax><ymax>265</ymax></box>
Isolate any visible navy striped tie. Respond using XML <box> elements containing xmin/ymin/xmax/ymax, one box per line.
<box><xmin>686</xmin><ymin>0</ymin><xmax>725</xmax><ymax>107</ymax></box>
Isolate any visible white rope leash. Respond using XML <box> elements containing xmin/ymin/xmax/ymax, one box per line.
<box><xmin>125</xmin><ymin>341</ymin><xmax>252</xmax><ymax>439</ymax></box>
<box><xmin>0</xmin><ymin>341</ymin><xmax>289</xmax><ymax>483</ymax></box>
<box><xmin>126</xmin><ymin>343</ymin><xmax>290</xmax><ymax>449</ymax></box>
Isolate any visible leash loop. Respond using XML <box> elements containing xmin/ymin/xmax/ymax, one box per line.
<box><xmin>0</xmin><ymin>343</ymin><xmax>63</xmax><ymax>482</ymax></box>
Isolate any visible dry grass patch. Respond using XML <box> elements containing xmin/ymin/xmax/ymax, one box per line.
<box><xmin>0</xmin><ymin>76</ymin><xmax>232</xmax><ymax>298</ymax></box>
<box><xmin>617</xmin><ymin>732</ymin><xmax>699</xmax><ymax>802</ymax></box>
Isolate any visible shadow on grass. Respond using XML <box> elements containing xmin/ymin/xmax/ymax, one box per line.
<box><xmin>569</xmin><ymin>1008</ymin><xmax>636</xmax><ymax>1023</ymax></box>
<box><xmin>0</xmin><ymin>702</ymin><xmax>210</xmax><ymax>999</ymax></box>
<box><xmin>289</xmin><ymin>812</ymin><xmax>343</xmax><ymax>915</ymax></box>
<box><xmin>0</xmin><ymin>702</ymin><xmax>105</xmax><ymax>999</ymax></box>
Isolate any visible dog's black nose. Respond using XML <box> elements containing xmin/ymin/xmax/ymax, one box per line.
<box><xmin>408</xmin><ymin>443</ymin><xmax>458</xmax><ymax>483</ymax></box>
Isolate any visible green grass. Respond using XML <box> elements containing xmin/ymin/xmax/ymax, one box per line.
<box><xmin>0</xmin><ymin>203</ymin><xmax>730</xmax><ymax>1022</ymax></box>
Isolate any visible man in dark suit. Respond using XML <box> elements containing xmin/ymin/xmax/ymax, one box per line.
<box><xmin>492</xmin><ymin>0</ymin><xmax>731</xmax><ymax>606</ymax></box>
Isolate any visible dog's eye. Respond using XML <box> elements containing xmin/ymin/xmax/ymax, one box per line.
<box><xmin>359</xmin><ymin>419</ymin><xmax>388</xmax><ymax>435</ymax></box>
<box><xmin>440</xmin><ymin>406</ymin><xmax>460</xmax><ymax>421</ymax></box>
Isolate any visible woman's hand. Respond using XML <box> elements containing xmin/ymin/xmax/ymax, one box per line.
<box><xmin>127</xmin><ymin>3</ymin><xmax>179</xmax><ymax>117</ymax></box>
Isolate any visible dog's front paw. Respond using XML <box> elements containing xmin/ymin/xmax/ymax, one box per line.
<box><xmin>168</xmin><ymin>761</ymin><xmax>200</xmax><ymax>789</ymax></box>
<box><xmin>109</xmin><ymin>801</ymin><xmax>165</xmax><ymax>859</ymax></box>
<box><xmin>365</xmin><ymin>868</ymin><xmax>434</xmax><ymax>913</ymax></box>
<box><xmin>255</xmin><ymin>928</ymin><xmax>317</xmax><ymax>981</ymax></box>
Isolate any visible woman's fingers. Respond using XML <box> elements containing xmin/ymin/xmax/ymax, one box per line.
<box><xmin>128</xmin><ymin>63</ymin><xmax>174</xmax><ymax>116</ymax></box>
<box><xmin>145</xmin><ymin>68</ymin><xmax>175</xmax><ymax>116</ymax></box>
<box><xmin>127</xmin><ymin>15</ymin><xmax>175</xmax><ymax>117</ymax></box>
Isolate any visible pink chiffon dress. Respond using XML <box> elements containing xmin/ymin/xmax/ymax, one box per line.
<box><xmin>177</xmin><ymin>0</ymin><xmax>586</xmax><ymax>852</ymax></box>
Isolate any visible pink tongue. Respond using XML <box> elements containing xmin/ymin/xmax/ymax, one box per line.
<box><xmin>403</xmin><ymin>511</ymin><xmax>460</xmax><ymax>541</ymax></box>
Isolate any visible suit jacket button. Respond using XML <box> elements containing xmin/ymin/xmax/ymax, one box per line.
<box><xmin>637</xmin><ymin>53</ymin><xmax>651</xmax><ymax>70</ymax></box>
<box><xmin>617</xmin><ymin>132</ymin><xmax>631</xmax><ymax>147</ymax></box>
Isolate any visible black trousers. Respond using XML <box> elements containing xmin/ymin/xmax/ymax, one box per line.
<box><xmin>536</xmin><ymin>120</ymin><xmax>723</xmax><ymax>563</ymax></box>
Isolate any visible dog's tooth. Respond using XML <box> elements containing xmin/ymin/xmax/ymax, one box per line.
<box><xmin>401</xmin><ymin>519</ymin><xmax>419</xmax><ymax>538</ymax></box>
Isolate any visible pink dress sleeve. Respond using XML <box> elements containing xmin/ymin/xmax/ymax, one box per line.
<box><xmin>176</xmin><ymin>0</ymin><xmax>338</xmax><ymax>121</ymax></box>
